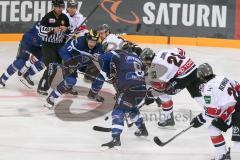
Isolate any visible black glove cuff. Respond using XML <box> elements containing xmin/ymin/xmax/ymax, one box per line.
<box><xmin>190</xmin><ymin>113</ymin><xmax>206</xmax><ymax>128</ymax></box>
<box><xmin>211</xmin><ymin>118</ymin><xmax>230</xmax><ymax>132</ymax></box>
<box><xmin>197</xmin><ymin>113</ymin><xmax>206</xmax><ymax>124</ymax></box>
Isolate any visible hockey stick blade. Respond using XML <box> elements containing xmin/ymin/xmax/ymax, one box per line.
<box><xmin>153</xmin><ymin>125</ymin><xmax>193</xmax><ymax>147</ymax></box>
<box><xmin>93</xmin><ymin>126</ymin><xmax>111</xmax><ymax>132</ymax></box>
<box><xmin>19</xmin><ymin>77</ymin><xmax>32</xmax><ymax>89</ymax></box>
<box><xmin>153</xmin><ymin>136</ymin><xmax>168</xmax><ymax>147</ymax></box>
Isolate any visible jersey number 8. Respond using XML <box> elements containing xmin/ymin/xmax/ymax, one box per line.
<box><xmin>133</xmin><ymin>61</ymin><xmax>144</xmax><ymax>78</ymax></box>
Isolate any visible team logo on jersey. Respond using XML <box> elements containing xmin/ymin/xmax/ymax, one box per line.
<box><xmin>49</xmin><ymin>18</ymin><xmax>56</xmax><ymax>23</ymax></box>
<box><xmin>204</xmin><ymin>95</ymin><xmax>211</xmax><ymax>104</ymax></box>
<box><xmin>61</xmin><ymin>20</ymin><xmax>65</xmax><ymax>26</ymax></box>
<box><xmin>233</xmin><ymin>126</ymin><xmax>240</xmax><ymax>134</ymax></box>
<box><xmin>101</xmin><ymin>0</ymin><xmax>140</xmax><ymax>24</ymax></box>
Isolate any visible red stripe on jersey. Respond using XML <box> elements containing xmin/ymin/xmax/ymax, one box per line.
<box><xmin>235</xmin><ymin>84</ymin><xmax>240</xmax><ymax>92</ymax></box>
<box><xmin>151</xmin><ymin>81</ymin><xmax>167</xmax><ymax>90</ymax></box>
<box><xmin>175</xmin><ymin>59</ymin><xmax>195</xmax><ymax>77</ymax></box>
<box><xmin>220</xmin><ymin>106</ymin><xmax>235</xmax><ymax>121</ymax></box>
<box><xmin>177</xmin><ymin>48</ymin><xmax>186</xmax><ymax>56</ymax></box>
<box><xmin>206</xmin><ymin>107</ymin><xmax>221</xmax><ymax>117</ymax></box>
<box><xmin>75</xmin><ymin>25</ymin><xmax>87</xmax><ymax>32</ymax></box>
<box><xmin>211</xmin><ymin>135</ymin><xmax>225</xmax><ymax>144</ymax></box>
<box><xmin>162</xmin><ymin>100</ymin><xmax>173</xmax><ymax>109</ymax></box>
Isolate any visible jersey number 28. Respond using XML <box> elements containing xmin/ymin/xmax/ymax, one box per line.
<box><xmin>228</xmin><ymin>84</ymin><xmax>238</xmax><ymax>100</ymax></box>
<box><xmin>167</xmin><ymin>53</ymin><xmax>185</xmax><ymax>67</ymax></box>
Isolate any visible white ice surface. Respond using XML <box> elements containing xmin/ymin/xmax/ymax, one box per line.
<box><xmin>0</xmin><ymin>42</ymin><xmax>240</xmax><ymax>160</ymax></box>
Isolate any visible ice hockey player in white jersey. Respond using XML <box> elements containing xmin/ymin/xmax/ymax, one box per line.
<box><xmin>96</xmin><ymin>24</ymin><xmax>124</xmax><ymax>51</ymax></box>
<box><xmin>140</xmin><ymin>48</ymin><xmax>197</xmax><ymax>127</ymax></box>
<box><xmin>190</xmin><ymin>63</ymin><xmax>240</xmax><ymax>160</ymax></box>
<box><xmin>63</xmin><ymin>0</ymin><xmax>88</xmax><ymax>36</ymax></box>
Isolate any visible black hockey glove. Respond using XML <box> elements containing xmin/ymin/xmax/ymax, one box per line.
<box><xmin>145</xmin><ymin>97</ymin><xmax>155</xmax><ymax>105</ymax></box>
<box><xmin>211</xmin><ymin>117</ymin><xmax>231</xmax><ymax>132</ymax></box>
<box><xmin>164</xmin><ymin>81</ymin><xmax>181</xmax><ymax>95</ymax></box>
<box><xmin>190</xmin><ymin>113</ymin><xmax>206</xmax><ymax>128</ymax></box>
<box><xmin>145</xmin><ymin>91</ymin><xmax>155</xmax><ymax>105</ymax></box>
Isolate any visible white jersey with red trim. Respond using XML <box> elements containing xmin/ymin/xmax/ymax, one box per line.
<box><xmin>195</xmin><ymin>76</ymin><xmax>238</xmax><ymax>122</ymax></box>
<box><xmin>149</xmin><ymin>48</ymin><xmax>196</xmax><ymax>82</ymax></box>
<box><xmin>63</xmin><ymin>10</ymin><xmax>87</xmax><ymax>34</ymax></box>
<box><xmin>101</xmin><ymin>34</ymin><xmax>124</xmax><ymax>51</ymax></box>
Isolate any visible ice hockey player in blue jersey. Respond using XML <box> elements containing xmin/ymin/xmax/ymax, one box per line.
<box><xmin>44</xmin><ymin>29</ymin><xmax>104</xmax><ymax>108</ymax></box>
<box><xmin>0</xmin><ymin>22</ymin><xmax>45</xmax><ymax>88</ymax></box>
<box><xmin>99</xmin><ymin>43</ymin><xmax>148</xmax><ymax>150</ymax></box>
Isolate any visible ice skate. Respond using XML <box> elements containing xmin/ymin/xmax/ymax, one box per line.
<box><xmin>134</xmin><ymin>123</ymin><xmax>148</xmax><ymax>137</ymax></box>
<box><xmin>101</xmin><ymin>137</ymin><xmax>121</xmax><ymax>150</ymax></box>
<box><xmin>158</xmin><ymin>112</ymin><xmax>175</xmax><ymax>127</ymax></box>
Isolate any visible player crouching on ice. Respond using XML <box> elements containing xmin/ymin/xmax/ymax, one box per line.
<box><xmin>99</xmin><ymin>43</ymin><xmax>148</xmax><ymax>150</ymax></box>
<box><xmin>44</xmin><ymin>29</ymin><xmax>104</xmax><ymax>108</ymax></box>
<box><xmin>140</xmin><ymin>48</ymin><xmax>197</xmax><ymax>127</ymax></box>
<box><xmin>0</xmin><ymin>22</ymin><xmax>45</xmax><ymax>89</ymax></box>
<box><xmin>190</xmin><ymin>63</ymin><xmax>240</xmax><ymax>160</ymax></box>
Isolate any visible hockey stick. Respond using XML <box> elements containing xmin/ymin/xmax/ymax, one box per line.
<box><xmin>93</xmin><ymin>114</ymin><xmax>135</xmax><ymax>132</ymax></box>
<box><xmin>93</xmin><ymin>112</ymin><xmax>140</xmax><ymax>132</ymax></box>
<box><xmin>153</xmin><ymin>125</ymin><xmax>193</xmax><ymax>147</ymax></box>
<box><xmin>65</xmin><ymin>0</ymin><xmax>105</xmax><ymax>42</ymax></box>
<box><xmin>77</xmin><ymin>71</ymin><xmax>113</xmax><ymax>84</ymax></box>
<box><xmin>78</xmin><ymin>0</ymin><xmax>105</xmax><ymax>29</ymax></box>
<box><xmin>93</xmin><ymin>126</ymin><xmax>111</xmax><ymax>132</ymax></box>
<box><xmin>117</xmin><ymin>23</ymin><xmax>142</xmax><ymax>36</ymax></box>
<box><xmin>93</xmin><ymin>99</ymin><xmax>146</xmax><ymax>132</ymax></box>
<box><xmin>93</xmin><ymin>121</ymin><xmax>132</xmax><ymax>133</ymax></box>
<box><xmin>93</xmin><ymin>87</ymin><xmax>160</xmax><ymax>133</ymax></box>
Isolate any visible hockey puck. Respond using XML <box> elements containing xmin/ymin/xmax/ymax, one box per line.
<box><xmin>104</xmin><ymin>116</ymin><xmax>109</xmax><ymax>121</ymax></box>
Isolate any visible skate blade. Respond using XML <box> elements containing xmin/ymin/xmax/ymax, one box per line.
<box><xmin>135</xmin><ymin>134</ymin><xmax>149</xmax><ymax>138</ymax></box>
<box><xmin>158</xmin><ymin>125</ymin><xmax>176</xmax><ymax>130</ymax></box>
<box><xmin>134</xmin><ymin>134</ymin><xmax>152</xmax><ymax>142</ymax></box>
<box><xmin>43</xmin><ymin>103</ymin><xmax>54</xmax><ymax>110</ymax></box>
<box><xmin>100</xmin><ymin>146</ymin><xmax>121</xmax><ymax>151</ymax></box>
<box><xmin>0</xmin><ymin>85</ymin><xmax>5</xmax><ymax>89</ymax></box>
<box><xmin>19</xmin><ymin>77</ymin><xmax>33</xmax><ymax>89</ymax></box>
